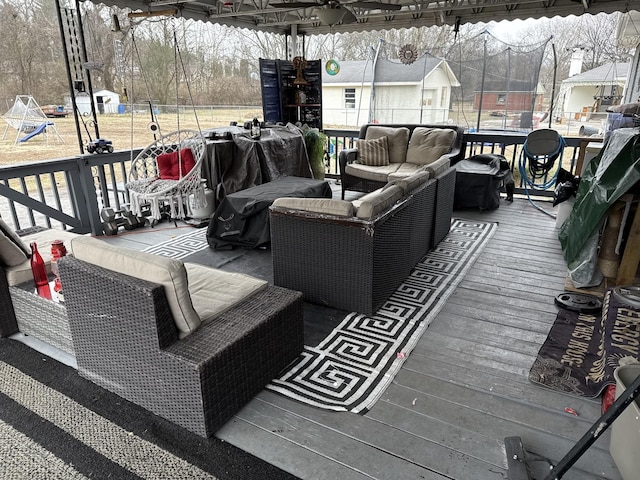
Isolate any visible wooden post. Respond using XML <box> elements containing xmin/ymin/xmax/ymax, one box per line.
<box><xmin>616</xmin><ymin>197</ymin><xmax>640</xmax><ymax>285</ymax></box>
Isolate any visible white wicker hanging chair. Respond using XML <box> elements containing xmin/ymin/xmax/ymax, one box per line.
<box><xmin>126</xmin><ymin>129</ymin><xmax>207</xmax><ymax>222</ymax></box>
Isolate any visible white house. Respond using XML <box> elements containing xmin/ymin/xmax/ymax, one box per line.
<box><xmin>321</xmin><ymin>56</ymin><xmax>460</xmax><ymax>127</ymax></box>
<box><xmin>65</xmin><ymin>89</ymin><xmax>121</xmax><ymax>116</ymax></box>
<box><xmin>559</xmin><ymin>63</ymin><xmax>630</xmax><ymax>119</ymax></box>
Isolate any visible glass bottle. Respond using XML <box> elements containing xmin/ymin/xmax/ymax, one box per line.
<box><xmin>50</xmin><ymin>240</ymin><xmax>67</xmax><ymax>292</ymax></box>
<box><xmin>251</xmin><ymin>117</ymin><xmax>261</xmax><ymax>139</ymax></box>
<box><xmin>30</xmin><ymin>242</ymin><xmax>51</xmax><ymax>299</ymax></box>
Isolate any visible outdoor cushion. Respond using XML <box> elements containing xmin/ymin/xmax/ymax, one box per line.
<box><xmin>365</xmin><ymin>126</ymin><xmax>410</xmax><ymax>164</ymax></box>
<box><xmin>345</xmin><ymin>162</ymin><xmax>401</xmax><ymax>183</ymax></box>
<box><xmin>386</xmin><ymin>171</ymin><xmax>432</xmax><ymax>194</ymax></box>
<box><xmin>387</xmin><ymin>162</ymin><xmax>427</xmax><ymax>180</ymax></box>
<box><xmin>0</xmin><ymin>218</ymin><xmax>30</xmax><ymax>267</ymax></box>
<box><xmin>4</xmin><ymin>229</ymin><xmax>79</xmax><ymax>286</ymax></box>
<box><xmin>70</xmin><ymin>236</ymin><xmax>201</xmax><ymax>338</ymax></box>
<box><xmin>406</xmin><ymin>127</ymin><xmax>456</xmax><ymax>165</ymax></box>
<box><xmin>272</xmin><ymin>197</ymin><xmax>355</xmax><ymax>217</ymax></box>
<box><xmin>355</xmin><ymin>185</ymin><xmax>404</xmax><ymax>220</ymax></box>
<box><xmin>157</xmin><ymin>148</ymin><xmax>196</xmax><ymax>180</ymax></box>
<box><xmin>356</xmin><ymin>136</ymin><xmax>390</xmax><ymax>166</ymax></box>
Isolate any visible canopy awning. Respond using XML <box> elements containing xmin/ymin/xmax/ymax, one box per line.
<box><xmin>101</xmin><ymin>0</ymin><xmax>635</xmax><ymax>36</ymax></box>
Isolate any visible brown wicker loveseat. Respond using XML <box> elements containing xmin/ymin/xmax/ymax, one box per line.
<box><xmin>270</xmin><ymin>171</ymin><xmax>437</xmax><ymax>315</ymax></box>
<box><xmin>339</xmin><ymin>124</ymin><xmax>465</xmax><ymax>246</ymax></box>
<box><xmin>58</xmin><ymin>237</ymin><xmax>303</xmax><ymax>437</ymax></box>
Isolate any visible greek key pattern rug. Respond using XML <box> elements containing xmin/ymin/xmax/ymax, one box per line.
<box><xmin>143</xmin><ymin>227</ymin><xmax>209</xmax><ymax>259</ymax></box>
<box><xmin>267</xmin><ymin>219</ymin><xmax>497</xmax><ymax>413</ymax></box>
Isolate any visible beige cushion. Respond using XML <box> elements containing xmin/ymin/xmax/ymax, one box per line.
<box><xmin>425</xmin><ymin>157</ymin><xmax>451</xmax><ymax>178</ymax></box>
<box><xmin>0</xmin><ymin>218</ymin><xmax>30</xmax><ymax>267</ymax></box>
<box><xmin>387</xmin><ymin>163</ymin><xmax>427</xmax><ymax>181</ymax></box>
<box><xmin>5</xmin><ymin>229</ymin><xmax>80</xmax><ymax>286</ymax></box>
<box><xmin>70</xmin><ymin>236</ymin><xmax>201</xmax><ymax>339</ymax></box>
<box><xmin>386</xmin><ymin>171</ymin><xmax>432</xmax><ymax>193</ymax></box>
<box><xmin>355</xmin><ymin>185</ymin><xmax>404</xmax><ymax>220</ymax></box>
<box><xmin>406</xmin><ymin>128</ymin><xmax>456</xmax><ymax>165</ymax></box>
<box><xmin>356</xmin><ymin>136</ymin><xmax>390</xmax><ymax>166</ymax></box>
<box><xmin>365</xmin><ymin>126</ymin><xmax>410</xmax><ymax>164</ymax></box>
<box><xmin>272</xmin><ymin>197</ymin><xmax>355</xmax><ymax>217</ymax></box>
<box><xmin>345</xmin><ymin>162</ymin><xmax>401</xmax><ymax>183</ymax></box>
<box><xmin>185</xmin><ymin>263</ymin><xmax>267</xmax><ymax>324</ymax></box>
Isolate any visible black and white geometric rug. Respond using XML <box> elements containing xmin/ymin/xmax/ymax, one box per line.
<box><xmin>145</xmin><ymin>219</ymin><xmax>497</xmax><ymax>414</ymax></box>
<box><xmin>266</xmin><ymin>219</ymin><xmax>497</xmax><ymax>413</ymax></box>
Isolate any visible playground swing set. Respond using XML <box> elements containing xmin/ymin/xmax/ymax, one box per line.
<box><xmin>1</xmin><ymin>95</ymin><xmax>65</xmax><ymax>145</ymax></box>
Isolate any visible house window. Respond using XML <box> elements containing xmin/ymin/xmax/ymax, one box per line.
<box><xmin>497</xmin><ymin>94</ymin><xmax>506</xmax><ymax>105</ymax></box>
<box><xmin>345</xmin><ymin>88</ymin><xmax>356</xmax><ymax>109</ymax></box>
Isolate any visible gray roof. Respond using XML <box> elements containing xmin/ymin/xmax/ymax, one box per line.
<box><xmin>563</xmin><ymin>62</ymin><xmax>630</xmax><ymax>84</ymax></box>
<box><xmin>322</xmin><ymin>56</ymin><xmax>447</xmax><ymax>84</ymax></box>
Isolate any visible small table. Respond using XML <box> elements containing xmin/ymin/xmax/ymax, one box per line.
<box><xmin>9</xmin><ymin>279</ymin><xmax>74</xmax><ymax>356</ymax></box>
<box><xmin>207</xmin><ymin>176</ymin><xmax>332</xmax><ymax>249</ymax></box>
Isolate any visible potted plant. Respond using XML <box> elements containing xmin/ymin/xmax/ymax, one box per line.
<box><xmin>303</xmin><ymin>128</ymin><xmax>327</xmax><ymax>180</ymax></box>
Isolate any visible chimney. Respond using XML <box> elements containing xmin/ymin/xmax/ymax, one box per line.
<box><xmin>569</xmin><ymin>48</ymin><xmax>586</xmax><ymax>77</ymax></box>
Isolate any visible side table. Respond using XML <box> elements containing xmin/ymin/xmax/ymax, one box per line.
<box><xmin>9</xmin><ymin>280</ymin><xmax>74</xmax><ymax>356</ymax></box>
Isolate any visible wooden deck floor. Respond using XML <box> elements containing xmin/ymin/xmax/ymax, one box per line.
<box><xmin>102</xmin><ymin>190</ymin><xmax>621</xmax><ymax>480</ymax></box>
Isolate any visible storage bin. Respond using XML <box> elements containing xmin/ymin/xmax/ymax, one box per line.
<box><xmin>610</xmin><ymin>364</ymin><xmax>640</xmax><ymax>480</ymax></box>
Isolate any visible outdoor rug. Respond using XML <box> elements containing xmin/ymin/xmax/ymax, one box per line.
<box><xmin>267</xmin><ymin>218</ymin><xmax>497</xmax><ymax>413</ymax></box>
<box><xmin>0</xmin><ymin>338</ymin><xmax>297</xmax><ymax>480</ymax></box>
<box><xmin>145</xmin><ymin>219</ymin><xmax>497</xmax><ymax>413</ymax></box>
<box><xmin>529</xmin><ymin>288</ymin><xmax>640</xmax><ymax>397</ymax></box>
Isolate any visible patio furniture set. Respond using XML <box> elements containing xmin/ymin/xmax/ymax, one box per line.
<box><xmin>0</xmin><ymin>122</ymin><xmax>464</xmax><ymax>437</ymax></box>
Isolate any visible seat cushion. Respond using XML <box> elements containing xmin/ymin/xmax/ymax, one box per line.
<box><xmin>365</xmin><ymin>126</ymin><xmax>410</xmax><ymax>164</ymax></box>
<box><xmin>70</xmin><ymin>236</ymin><xmax>201</xmax><ymax>339</ymax></box>
<box><xmin>345</xmin><ymin>162</ymin><xmax>401</xmax><ymax>183</ymax></box>
<box><xmin>406</xmin><ymin>127</ymin><xmax>456</xmax><ymax>165</ymax></box>
<box><xmin>272</xmin><ymin>198</ymin><xmax>355</xmax><ymax>217</ymax></box>
<box><xmin>0</xmin><ymin>218</ymin><xmax>30</xmax><ymax>267</ymax></box>
<box><xmin>387</xmin><ymin>163</ymin><xmax>427</xmax><ymax>181</ymax></box>
<box><xmin>157</xmin><ymin>148</ymin><xmax>196</xmax><ymax>180</ymax></box>
<box><xmin>5</xmin><ymin>229</ymin><xmax>80</xmax><ymax>286</ymax></box>
<box><xmin>185</xmin><ymin>263</ymin><xmax>268</xmax><ymax>324</ymax></box>
<box><xmin>356</xmin><ymin>136</ymin><xmax>390</xmax><ymax>166</ymax></box>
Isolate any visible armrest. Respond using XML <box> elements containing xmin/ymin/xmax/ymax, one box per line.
<box><xmin>425</xmin><ymin>156</ymin><xmax>451</xmax><ymax>178</ymax></box>
<box><xmin>339</xmin><ymin>148</ymin><xmax>359</xmax><ymax>173</ymax></box>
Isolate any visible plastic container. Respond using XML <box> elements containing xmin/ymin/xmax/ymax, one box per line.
<box><xmin>555</xmin><ymin>196</ymin><xmax>575</xmax><ymax>228</ymax></box>
<box><xmin>610</xmin><ymin>364</ymin><xmax>640</xmax><ymax>480</ymax></box>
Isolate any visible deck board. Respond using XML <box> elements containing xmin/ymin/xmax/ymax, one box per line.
<box><xmin>96</xmin><ymin>192</ymin><xmax>620</xmax><ymax>479</ymax></box>
<box><xmin>215</xmin><ymin>197</ymin><xmax>622</xmax><ymax>479</ymax></box>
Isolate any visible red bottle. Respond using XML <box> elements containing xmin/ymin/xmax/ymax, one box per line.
<box><xmin>30</xmin><ymin>242</ymin><xmax>51</xmax><ymax>299</ymax></box>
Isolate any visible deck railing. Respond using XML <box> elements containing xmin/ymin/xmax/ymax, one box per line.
<box><xmin>1</xmin><ymin>130</ymin><xmax>600</xmax><ymax>235</ymax></box>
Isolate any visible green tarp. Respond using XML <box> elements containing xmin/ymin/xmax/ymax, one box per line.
<box><xmin>559</xmin><ymin>128</ymin><xmax>640</xmax><ymax>283</ymax></box>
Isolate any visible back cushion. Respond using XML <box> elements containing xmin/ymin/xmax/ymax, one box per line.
<box><xmin>356</xmin><ymin>185</ymin><xmax>404</xmax><ymax>220</ymax></box>
<box><xmin>272</xmin><ymin>197</ymin><xmax>355</xmax><ymax>217</ymax></box>
<box><xmin>0</xmin><ymin>218</ymin><xmax>30</xmax><ymax>267</ymax></box>
<box><xmin>357</xmin><ymin>136</ymin><xmax>389</xmax><ymax>166</ymax></box>
<box><xmin>70</xmin><ymin>236</ymin><xmax>201</xmax><ymax>338</ymax></box>
<box><xmin>157</xmin><ymin>148</ymin><xmax>196</xmax><ymax>180</ymax></box>
<box><xmin>406</xmin><ymin>128</ymin><xmax>456</xmax><ymax>165</ymax></box>
<box><xmin>365</xmin><ymin>126</ymin><xmax>410</xmax><ymax>164</ymax></box>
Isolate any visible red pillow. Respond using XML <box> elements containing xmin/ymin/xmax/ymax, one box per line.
<box><xmin>157</xmin><ymin>148</ymin><xmax>196</xmax><ymax>180</ymax></box>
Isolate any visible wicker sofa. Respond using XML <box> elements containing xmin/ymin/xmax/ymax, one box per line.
<box><xmin>57</xmin><ymin>236</ymin><xmax>304</xmax><ymax>438</ymax></box>
<box><xmin>270</xmin><ymin>171</ymin><xmax>437</xmax><ymax>315</ymax></box>
<box><xmin>339</xmin><ymin>124</ymin><xmax>464</xmax><ymax>246</ymax></box>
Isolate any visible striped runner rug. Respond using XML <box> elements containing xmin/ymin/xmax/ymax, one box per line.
<box><xmin>0</xmin><ymin>339</ymin><xmax>297</xmax><ymax>480</ymax></box>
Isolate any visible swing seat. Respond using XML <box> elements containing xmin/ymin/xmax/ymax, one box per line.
<box><xmin>126</xmin><ymin>129</ymin><xmax>207</xmax><ymax>222</ymax></box>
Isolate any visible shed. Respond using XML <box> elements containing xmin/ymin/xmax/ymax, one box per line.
<box><xmin>66</xmin><ymin>89</ymin><xmax>121</xmax><ymax>115</ymax></box>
